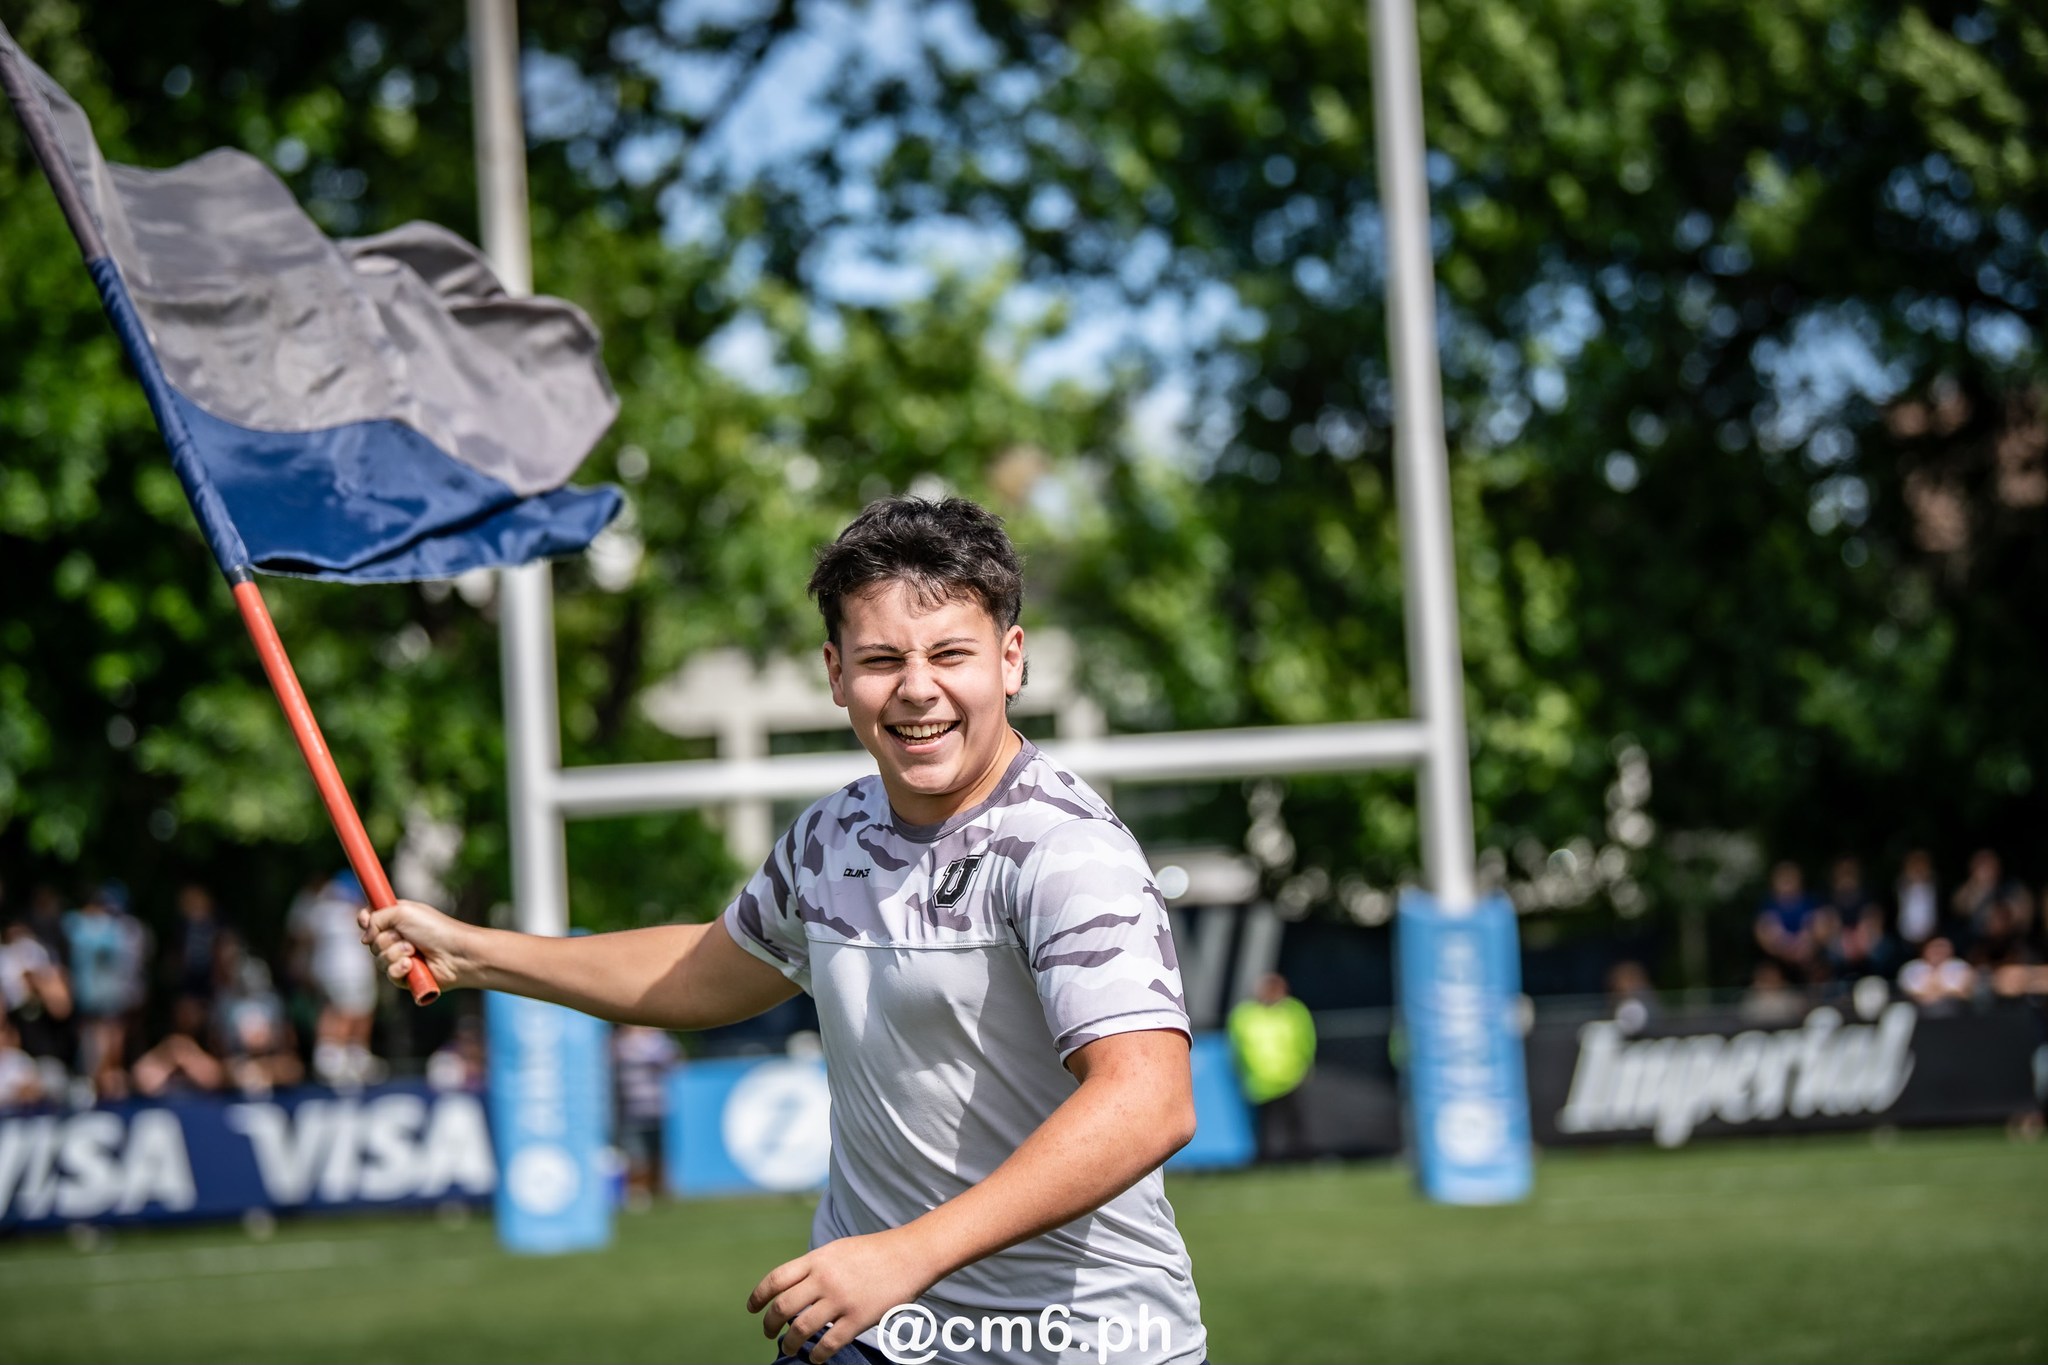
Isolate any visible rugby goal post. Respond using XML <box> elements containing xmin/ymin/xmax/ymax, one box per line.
<box><xmin>477</xmin><ymin>0</ymin><xmax>1475</xmax><ymax>936</ymax></box>
<box><xmin>471</xmin><ymin>0</ymin><xmax>1527</xmax><ymax>1207</ymax></box>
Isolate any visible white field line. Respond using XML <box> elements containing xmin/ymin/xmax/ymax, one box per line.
<box><xmin>0</xmin><ymin>1237</ymin><xmax>386</xmax><ymax>1288</ymax></box>
<box><xmin>1535</xmin><ymin>1150</ymin><xmax>2031</xmax><ymax>1202</ymax></box>
<box><xmin>77</xmin><ymin>1253</ymin><xmax>488</xmax><ymax>1315</ymax></box>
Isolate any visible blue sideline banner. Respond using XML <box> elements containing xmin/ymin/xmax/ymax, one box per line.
<box><xmin>0</xmin><ymin>1082</ymin><xmax>494</xmax><ymax>1231</ymax></box>
<box><xmin>665</xmin><ymin>1032</ymin><xmax>1255</xmax><ymax>1199</ymax></box>
<box><xmin>485</xmin><ymin>992</ymin><xmax>612</xmax><ymax>1254</ymax></box>
<box><xmin>666</xmin><ymin>1055</ymin><xmax>833</xmax><ymax>1198</ymax></box>
<box><xmin>1397</xmin><ymin>890</ymin><xmax>1534</xmax><ymax>1204</ymax></box>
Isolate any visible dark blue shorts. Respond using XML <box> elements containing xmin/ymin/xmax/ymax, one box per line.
<box><xmin>769</xmin><ymin>1333</ymin><xmax>888</xmax><ymax>1365</ymax></box>
<box><xmin>771</xmin><ymin>1336</ymin><xmax>1206</xmax><ymax>1364</ymax></box>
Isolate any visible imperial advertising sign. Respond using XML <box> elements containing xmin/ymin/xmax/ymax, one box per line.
<box><xmin>1547</xmin><ymin>1003</ymin><xmax>1915</xmax><ymax>1147</ymax></box>
<box><xmin>1257</xmin><ymin>998</ymin><xmax>2041</xmax><ymax>1160</ymax></box>
<box><xmin>1527</xmin><ymin>1001</ymin><xmax>2041</xmax><ymax>1147</ymax></box>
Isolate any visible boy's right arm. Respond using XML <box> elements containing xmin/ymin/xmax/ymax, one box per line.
<box><xmin>358</xmin><ymin>901</ymin><xmax>799</xmax><ymax>1030</ymax></box>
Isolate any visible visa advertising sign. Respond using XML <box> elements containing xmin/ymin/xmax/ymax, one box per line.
<box><xmin>0</xmin><ymin>1082</ymin><xmax>494</xmax><ymax>1230</ymax></box>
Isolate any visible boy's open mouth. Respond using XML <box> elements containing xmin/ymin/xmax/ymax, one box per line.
<box><xmin>887</xmin><ymin>720</ymin><xmax>959</xmax><ymax>744</ymax></box>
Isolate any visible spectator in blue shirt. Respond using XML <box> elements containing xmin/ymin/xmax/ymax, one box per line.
<box><xmin>63</xmin><ymin>882</ymin><xmax>147</xmax><ymax>1101</ymax></box>
<box><xmin>1755</xmin><ymin>860</ymin><xmax>1822</xmax><ymax>983</ymax></box>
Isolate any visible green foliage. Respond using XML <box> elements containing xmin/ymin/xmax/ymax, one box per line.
<box><xmin>891</xmin><ymin>0</ymin><xmax>2048</xmax><ymax>934</ymax></box>
<box><xmin>0</xmin><ymin>0</ymin><xmax>1121</xmax><ymax>939</ymax></box>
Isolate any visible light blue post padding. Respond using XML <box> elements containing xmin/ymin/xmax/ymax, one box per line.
<box><xmin>486</xmin><ymin>993</ymin><xmax>613</xmax><ymax>1254</ymax></box>
<box><xmin>1167</xmin><ymin>1032</ymin><xmax>1256</xmax><ymax>1170</ymax></box>
<box><xmin>1396</xmin><ymin>890</ymin><xmax>1534</xmax><ymax>1204</ymax></box>
<box><xmin>663</xmin><ymin>1032</ymin><xmax>1255</xmax><ymax>1199</ymax></box>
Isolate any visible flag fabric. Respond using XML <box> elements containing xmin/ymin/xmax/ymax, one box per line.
<box><xmin>2</xmin><ymin>30</ymin><xmax>622</xmax><ymax>582</ymax></box>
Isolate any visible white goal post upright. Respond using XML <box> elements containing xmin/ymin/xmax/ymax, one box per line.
<box><xmin>1370</xmin><ymin>0</ymin><xmax>1478</xmax><ymax>915</ymax></box>
<box><xmin>472</xmin><ymin>0</ymin><xmax>1482</xmax><ymax>947</ymax></box>
<box><xmin>467</xmin><ymin>0</ymin><xmax>571</xmax><ymax>942</ymax></box>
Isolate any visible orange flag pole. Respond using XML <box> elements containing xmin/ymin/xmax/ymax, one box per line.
<box><xmin>229</xmin><ymin>570</ymin><xmax>440</xmax><ymax>1005</ymax></box>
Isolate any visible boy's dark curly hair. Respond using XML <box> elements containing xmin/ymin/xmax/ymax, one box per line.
<box><xmin>808</xmin><ymin>497</ymin><xmax>1024</xmax><ymax>646</ymax></box>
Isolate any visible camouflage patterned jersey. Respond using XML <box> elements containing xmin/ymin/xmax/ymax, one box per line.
<box><xmin>724</xmin><ymin>736</ymin><xmax>1205</xmax><ymax>1365</ymax></box>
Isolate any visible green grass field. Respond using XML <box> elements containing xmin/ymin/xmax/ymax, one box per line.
<box><xmin>2</xmin><ymin>1128</ymin><xmax>2042</xmax><ymax>1364</ymax></box>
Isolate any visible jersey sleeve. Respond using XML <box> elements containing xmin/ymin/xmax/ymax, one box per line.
<box><xmin>1013</xmin><ymin>818</ymin><xmax>1191</xmax><ymax>1060</ymax></box>
<box><xmin>720</xmin><ymin>815</ymin><xmax>812</xmax><ymax>991</ymax></box>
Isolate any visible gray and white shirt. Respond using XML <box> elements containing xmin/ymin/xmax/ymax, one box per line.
<box><xmin>724</xmin><ymin>737</ymin><xmax>1205</xmax><ymax>1365</ymax></box>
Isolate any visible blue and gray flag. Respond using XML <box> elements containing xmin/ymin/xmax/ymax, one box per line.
<box><xmin>0</xmin><ymin>28</ymin><xmax>621</xmax><ymax>582</ymax></box>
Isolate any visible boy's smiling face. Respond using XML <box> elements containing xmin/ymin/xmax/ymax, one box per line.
<box><xmin>824</xmin><ymin>578</ymin><xmax>1025</xmax><ymax>826</ymax></box>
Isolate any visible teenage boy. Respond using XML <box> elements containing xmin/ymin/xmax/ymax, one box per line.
<box><xmin>363</xmin><ymin>498</ymin><xmax>1205</xmax><ymax>1364</ymax></box>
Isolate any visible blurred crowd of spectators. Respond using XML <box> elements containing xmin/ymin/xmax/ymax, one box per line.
<box><xmin>0</xmin><ymin>869</ymin><xmax>688</xmax><ymax>1197</ymax></box>
<box><xmin>1744</xmin><ymin>848</ymin><xmax>2048</xmax><ymax>1023</ymax></box>
<box><xmin>0</xmin><ymin>870</ymin><xmax>384</xmax><ymax>1112</ymax></box>
<box><xmin>9</xmin><ymin>848</ymin><xmax>2042</xmax><ymax>1129</ymax></box>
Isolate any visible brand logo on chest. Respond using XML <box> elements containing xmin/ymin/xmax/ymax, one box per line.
<box><xmin>932</xmin><ymin>854</ymin><xmax>987</xmax><ymax>909</ymax></box>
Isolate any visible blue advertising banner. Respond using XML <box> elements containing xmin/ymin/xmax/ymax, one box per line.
<box><xmin>666</xmin><ymin>1055</ymin><xmax>832</xmax><ymax>1198</ymax></box>
<box><xmin>485</xmin><ymin>992</ymin><xmax>612</xmax><ymax>1254</ymax></box>
<box><xmin>0</xmin><ymin>1082</ymin><xmax>495</xmax><ymax>1231</ymax></box>
<box><xmin>1396</xmin><ymin>890</ymin><xmax>1534</xmax><ymax>1204</ymax></box>
<box><xmin>665</xmin><ymin>1032</ymin><xmax>1254</xmax><ymax>1199</ymax></box>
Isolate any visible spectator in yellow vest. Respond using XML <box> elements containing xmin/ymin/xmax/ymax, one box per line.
<box><xmin>1228</xmin><ymin>972</ymin><xmax>1317</xmax><ymax>1161</ymax></box>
